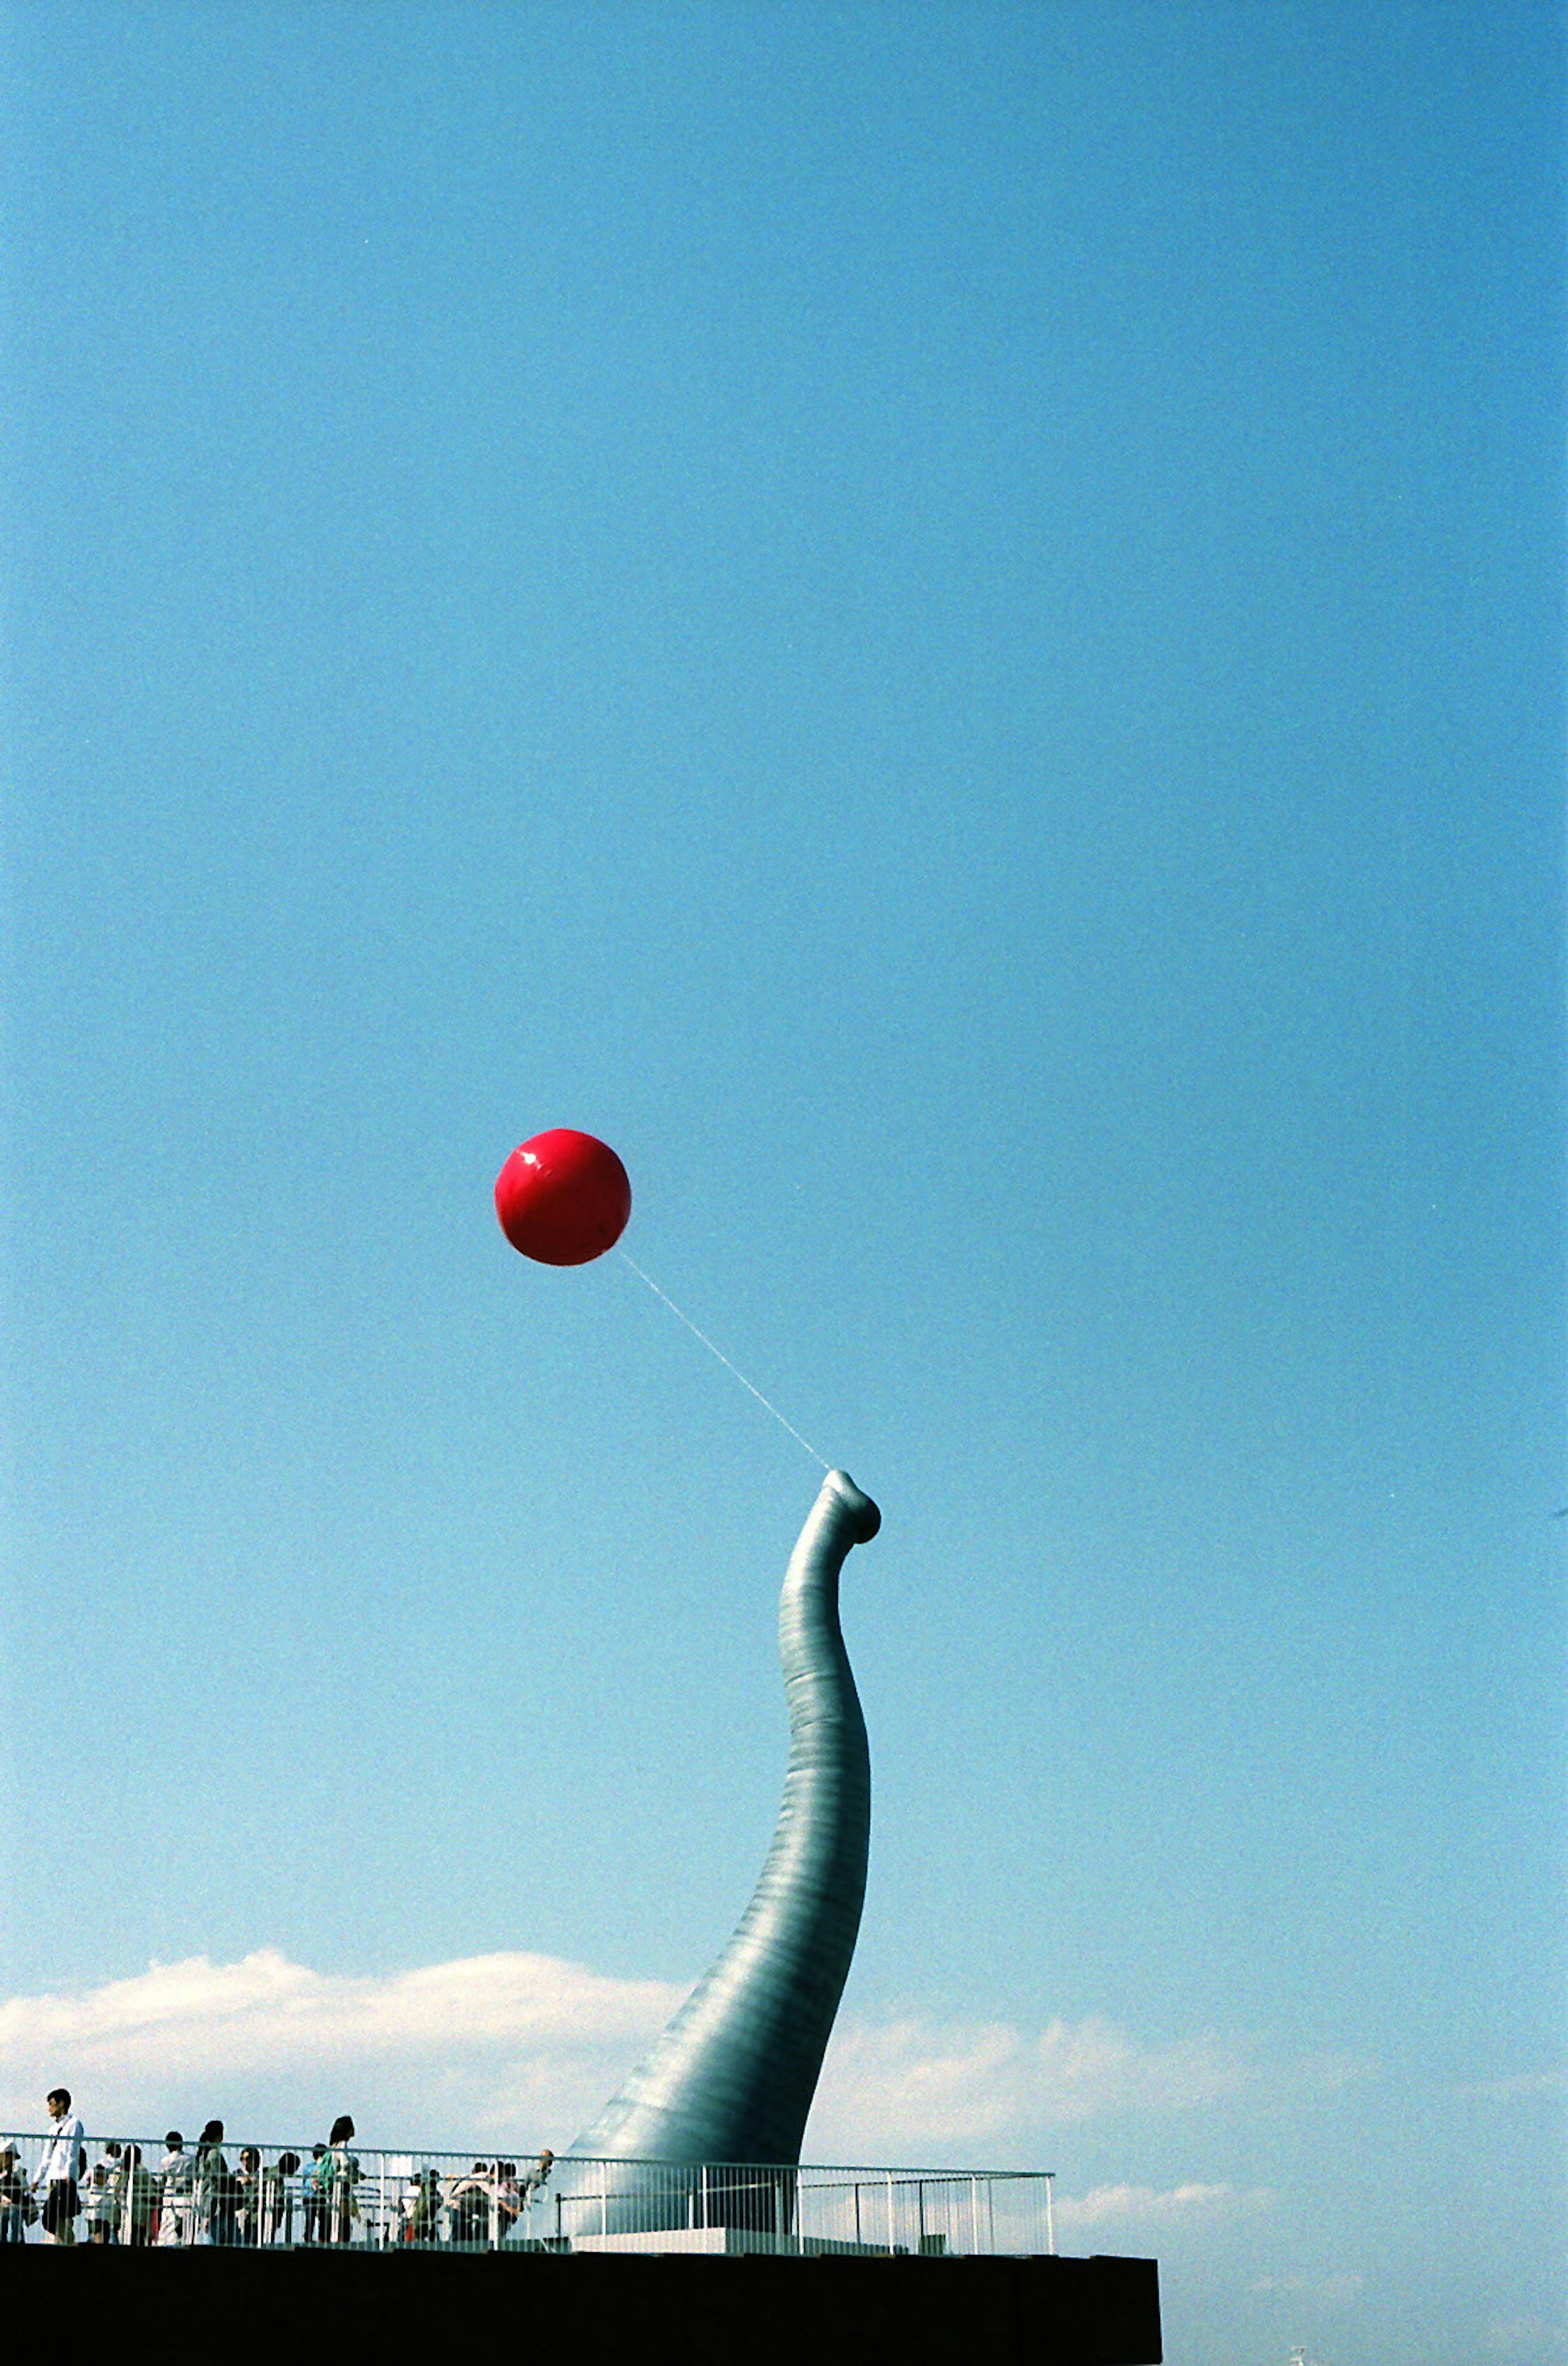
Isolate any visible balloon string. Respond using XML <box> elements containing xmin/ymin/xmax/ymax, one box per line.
<box><xmin>615</xmin><ymin>1248</ymin><xmax>830</xmax><ymax>1471</ymax></box>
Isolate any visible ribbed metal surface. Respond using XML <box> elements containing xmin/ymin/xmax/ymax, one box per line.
<box><xmin>569</xmin><ymin>1468</ymin><xmax>880</xmax><ymax>2168</ymax></box>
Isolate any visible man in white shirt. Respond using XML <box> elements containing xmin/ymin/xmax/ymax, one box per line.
<box><xmin>156</xmin><ymin>2130</ymin><xmax>197</xmax><ymax>2246</ymax></box>
<box><xmin>33</xmin><ymin>2087</ymin><xmax>84</xmax><ymax>2244</ymax></box>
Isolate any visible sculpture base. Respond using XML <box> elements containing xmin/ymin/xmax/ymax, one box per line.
<box><xmin>6</xmin><ymin>2246</ymin><xmax>1162</xmax><ymax>2362</ymax></box>
<box><xmin>571</xmin><ymin>2226</ymin><xmax>923</xmax><ymax>2255</ymax></box>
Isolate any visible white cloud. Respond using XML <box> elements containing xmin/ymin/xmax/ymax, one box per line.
<box><xmin>0</xmin><ymin>1948</ymin><xmax>685</xmax><ymax>2148</ymax></box>
<box><xmin>806</xmin><ymin>2009</ymin><xmax>1361</xmax><ymax>2158</ymax></box>
<box><xmin>1057</xmin><ymin>2181</ymin><xmax>1274</xmax><ymax>2230</ymax></box>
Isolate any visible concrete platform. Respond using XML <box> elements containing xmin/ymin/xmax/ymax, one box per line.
<box><xmin>570</xmin><ymin>2223</ymin><xmax>906</xmax><ymax>2254</ymax></box>
<box><xmin>4</xmin><ymin>2244</ymin><xmax>1162</xmax><ymax>2362</ymax></box>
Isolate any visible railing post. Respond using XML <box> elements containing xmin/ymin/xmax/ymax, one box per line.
<box><xmin>1045</xmin><ymin>2171</ymin><xmax>1056</xmax><ymax>2257</ymax></box>
<box><xmin>599</xmin><ymin>2159</ymin><xmax>607</xmax><ymax>2238</ymax></box>
<box><xmin>701</xmin><ymin>2162</ymin><xmax>709</xmax><ymax>2229</ymax></box>
<box><xmin>885</xmin><ymin>2171</ymin><xmax>895</xmax><ymax>2255</ymax></box>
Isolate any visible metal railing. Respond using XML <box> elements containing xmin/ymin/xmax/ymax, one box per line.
<box><xmin>0</xmin><ymin>2132</ymin><xmax>1056</xmax><ymax>2258</ymax></box>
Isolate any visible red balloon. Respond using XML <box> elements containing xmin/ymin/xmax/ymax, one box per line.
<box><xmin>494</xmin><ymin>1130</ymin><xmax>632</xmax><ymax>1266</ymax></box>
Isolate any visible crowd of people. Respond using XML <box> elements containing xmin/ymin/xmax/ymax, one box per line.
<box><xmin>2</xmin><ymin>2088</ymin><xmax>554</xmax><ymax>2249</ymax></box>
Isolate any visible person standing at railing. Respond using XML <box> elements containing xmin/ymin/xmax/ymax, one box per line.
<box><xmin>262</xmin><ymin>2151</ymin><xmax>299</xmax><ymax>2246</ymax></box>
<box><xmin>517</xmin><ymin>2148</ymin><xmax>554</xmax><ymax>2225</ymax></box>
<box><xmin>31</xmin><ymin>2087</ymin><xmax>84</xmax><ymax>2243</ymax></box>
<box><xmin>118</xmin><ymin>2145</ymin><xmax>156</xmax><ymax>2246</ymax></box>
<box><xmin>0</xmin><ymin>2143</ymin><xmax>33</xmax><ymax>2243</ymax></box>
<box><xmin>488</xmin><ymin>2152</ymin><xmax>552</xmax><ymax>2244</ymax></box>
<box><xmin>491</xmin><ymin>2161</ymin><xmax>522</xmax><ymax>2244</ymax></box>
<box><xmin>82</xmin><ymin>2158</ymin><xmax>119</xmax><ymax>2243</ymax></box>
<box><xmin>103</xmin><ymin>2141</ymin><xmax>126</xmax><ymax>2240</ymax></box>
<box><xmin>196</xmin><ymin>2120</ymin><xmax>237</xmax><ymax>2246</ymax></box>
<box><xmin>156</xmin><ymin>2131</ymin><xmax>196</xmax><ymax>2245</ymax></box>
<box><xmin>447</xmin><ymin>2161</ymin><xmax>492</xmax><ymax>2250</ymax></box>
<box><xmin>404</xmin><ymin>2165</ymin><xmax>443</xmax><ymax>2247</ymax></box>
<box><xmin>99</xmin><ymin>2140</ymin><xmax>131</xmax><ymax>2241</ymax></box>
<box><xmin>300</xmin><ymin>2143</ymin><xmax>328</xmax><ymax>2242</ymax></box>
<box><xmin>323</xmin><ymin>2115</ymin><xmax>359</xmax><ymax>2244</ymax></box>
<box><xmin>235</xmin><ymin>2145</ymin><xmax>264</xmax><ymax>2245</ymax></box>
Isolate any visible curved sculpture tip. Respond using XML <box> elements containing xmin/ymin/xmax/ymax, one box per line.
<box><xmin>567</xmin><ymin>1461</ymin><xmax>880</xmax><ymax>2185</ymax></box>
<box><xmin>823</xmin><ymin>1468</ymin><xmax>881</xmax><ymax>1544</ymax></box>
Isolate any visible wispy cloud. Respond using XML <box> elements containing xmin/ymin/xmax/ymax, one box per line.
<box><xmin>1059</xmin><ymin>2181</ymin><xmax>1274</xmax><ymax>2229</ymax></box>
<box><xmin>808</xmin><ymin>2010</ymin><xmax>1362</xmax><ymax>2157</ymax></box>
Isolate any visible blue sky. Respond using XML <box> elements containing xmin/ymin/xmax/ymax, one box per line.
<box><xmin>0</xmin><ymin>2</ymin><xmax>1561</xmax><ymax>2357</ymax></box>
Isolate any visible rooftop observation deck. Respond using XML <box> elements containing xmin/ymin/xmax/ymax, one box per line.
<box><xmin>5</xmin><ymin>2130</ymin><xmax>1060</xmax><ymax>2256</ymax></box>
<box><xmin>6</xmin><ymin>2132</ymin><xmax>1162</xmax><ymax>2362</ymax></box>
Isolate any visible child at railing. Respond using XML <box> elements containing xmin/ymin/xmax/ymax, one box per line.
<box><xmin>83</xmin><ymin>2159</ymin><xmax>118</xmax><ymax>2244</ymax></box>
<box><xmin>0</xmin><ymin>2144</ymin><xmax>33</xmax><ymax>2243</ymax></box>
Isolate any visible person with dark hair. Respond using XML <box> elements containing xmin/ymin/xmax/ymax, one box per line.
<box><xmin>196</xmin><ymin>2119</ymin><xmax>236</xmax><ymax>2247</ymax></box>
<box><xmin>89</xmin><ymin>2141</ymin><xmax>125</xmax><ymax>2244</ymax></box>
<box><xmin>120</xmin><ymin>2144</ymin><xmax>156</xmax><ymax>2246</ymax></box>
<box><xmin>32</xmin><ymin>2088</ymin><xmax>83</xmax><ymax>2244</ymax></box>
<box><xmin>492</xmin><ymin>2161</ymin><xmax>522</xmax><ymax>2242</ymax></box>
<box><xmin>157</xmin><ymin>2131</ymin><xmax>196</xmax><ymax>2246</ymax></box>
<box><xmin>447</xmin><ymin>2161</ymin><xmax>492</xmax><ymax>2250</ymax></box>
<box><xmin>0</xmin><ymin>2143</ymin><xmax>32</xmax><ymax>2243</ymax></box>
<box><xmin>404</xmin><ymin>2165</ymin><xmax>443</xmax><ymax>2247</ymax></box>
<box><xmin>83</xmin><ymin>2158</ymin><xmax>118</xmax><ymax>2243</ymax></box>
<box><xmin>235</xmin><ymin>2145</ymin><xmax>263</xmax><ymax>2245</ymax></box>
<box><xmin>323</xmin><ymin>2116</ymin><xmax>358</xmax><ymax>2245</ymax></box>
<box><xmin>300</xmin><ymin>2142</ymin><xmax>328</xmax><ymax>2244</ymax></box>
<box><xmin>264</xmin><ymin>2150</ymin><xmax>300</xmax><ymax>2246</ymax></box>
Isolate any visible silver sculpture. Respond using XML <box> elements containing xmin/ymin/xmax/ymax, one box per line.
<box><xmin>570</xmin><ymin>1468</ymin><xmax>880</xmax><ymax>2178</ymax></box>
